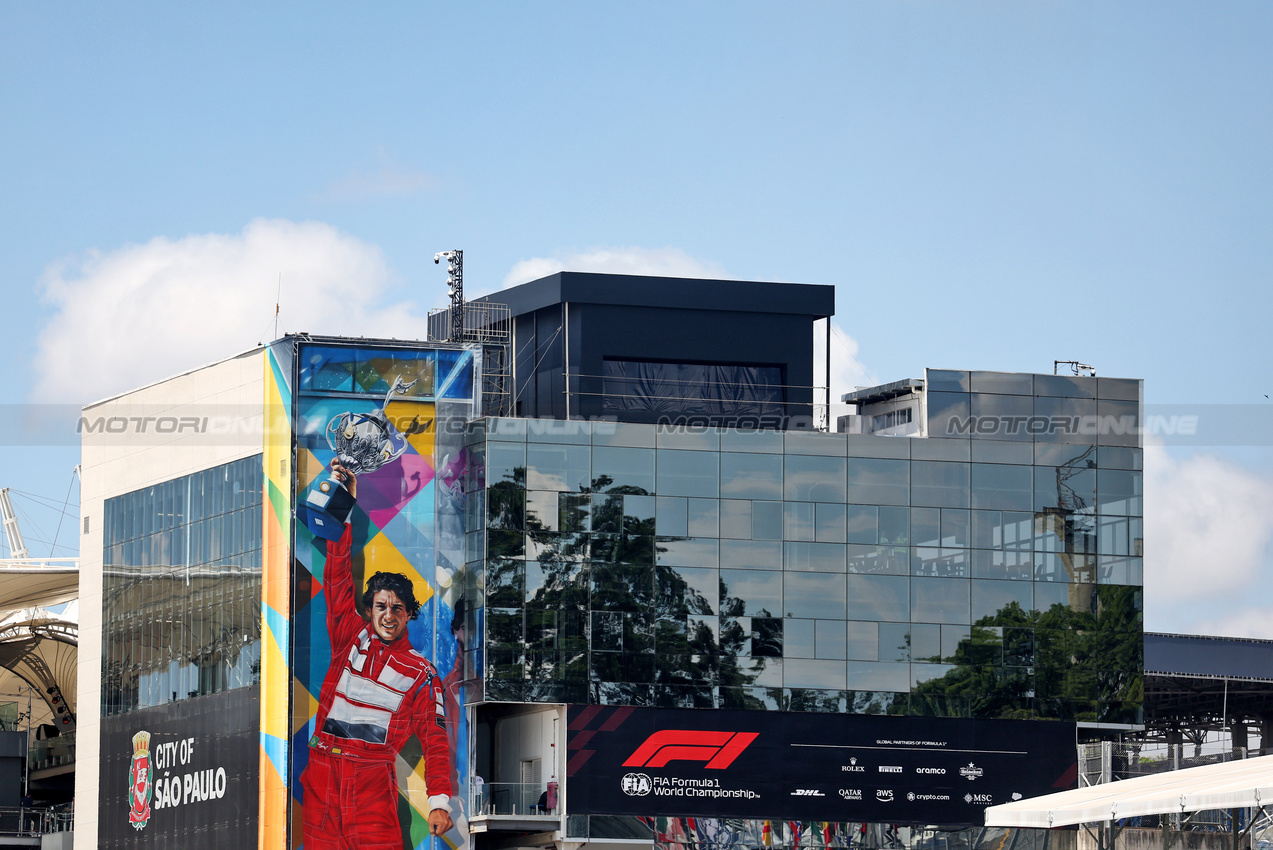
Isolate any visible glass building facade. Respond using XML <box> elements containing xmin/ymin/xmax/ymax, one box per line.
<box><xmin>100</xmin><ymin>454</ymin><xmax>263</xmax><ymax>715</ymax></box>
<box><xmin>465</xmin><ymin>370</ymin><xmax>1143</xmax><ymax>724</ymax></box>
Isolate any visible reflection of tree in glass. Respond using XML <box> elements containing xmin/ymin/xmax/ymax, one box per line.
<box><xmin>486</xmin><ymin>468</ymin><xmax>767</xmax><ymax>706</ymax></box>
<box><xmin>906</xmin><ymin>591</ymin><xmax>1142</xmax><ymax>723</ymax></box>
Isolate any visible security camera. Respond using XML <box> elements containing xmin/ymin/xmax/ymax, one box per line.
<box><xmin>434</xmin><ymin>253</ymin><xmax>442</xmax><ymax>264</ymax></box>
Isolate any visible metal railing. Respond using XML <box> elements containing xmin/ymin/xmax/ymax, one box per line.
<box><xmin>474</xmin><ymin>782</ymin><xmax>557</xmax><ymax>817</ymax></box>
<box><xmin>0</xmin><ymin>804</ymin><xmax>73</xmax><ymax>837</ymax></box>
<box><xmin>31</xmin><ymin>731</ymin><xmax>76</xmax><ymax>772</ymax></box>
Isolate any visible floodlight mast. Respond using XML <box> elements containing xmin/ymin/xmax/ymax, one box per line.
<box><xmin>434</xmin><ymin>250</ymin><xmax>464</xmax><ymax>342</ymax></box>
<box><xmin>0</xmin><ymin>487</ymin><xmax>28</xmax><ymax>559</ymax></box>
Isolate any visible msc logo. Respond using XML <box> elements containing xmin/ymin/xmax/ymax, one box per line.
<box><xmin>876</xmin><ymin>790</ymin><xmax>894</xmax><ymax>802</ymax></box>
<box><xmin>790</xmin><ymin>789</ymin><xmax>825</xmax><ymax>797</ymax></box>
<box><xmin>623</xmin><ymin>730</ymin><xmax>759</xmax><ymax>769</ymax></box>
<box><xmin>622</xmin><ymin>773</ymin><xmax>653</xmax><ymax>796</ymax></box>
<box><xmin>964</xmin><ymin>792</ymin><xmax>993</xmax><ymax>805</ymax></box>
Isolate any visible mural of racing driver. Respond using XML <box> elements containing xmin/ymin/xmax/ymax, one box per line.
<box><xmin>300</xmin><ymin>461</ymin><xmax>454</xmax><ymax>849</ymax></box>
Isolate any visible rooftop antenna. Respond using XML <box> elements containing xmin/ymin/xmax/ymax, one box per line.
<box><xmin>434</xmin><ymin>250</ymin><xmax>464</xmax><ymax>342</ymax></box>
<box><xmin>1054</xmin><ymin>360</ymin><xmax>1096</xmax><ymax>377</ymax></box>
<box><xmin>257</xmin><ymin>273</ymin><xmax>285</xmax><ymax>346</ymax></box>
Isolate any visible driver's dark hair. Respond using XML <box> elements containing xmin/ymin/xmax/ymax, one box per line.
<box><xmin>362</xmin><ymin>572</ymin><xmax>422</xmax><ymax>620</ymax></box>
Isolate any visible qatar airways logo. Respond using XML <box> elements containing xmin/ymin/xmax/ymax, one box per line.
<box><xmin>623</xmin><ymin>731</ymin><xmax>759</xmax><ymax>769</ymax></box>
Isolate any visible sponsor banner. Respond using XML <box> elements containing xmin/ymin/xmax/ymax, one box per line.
<box><xmin>566</xmin><ymin>705</ymin><xmax>1075</xmax><ymax>825</ymax></box>
<box><xmin>99</xmin><ymin>688</ymin><xmax>259</xmax><ymax>848</ymax></box>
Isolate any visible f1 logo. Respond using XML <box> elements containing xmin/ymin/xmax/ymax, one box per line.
<box><xmin>622</xmin><ymin>731</ymin><xmax>758</xmax><ymax>769</ymax></box>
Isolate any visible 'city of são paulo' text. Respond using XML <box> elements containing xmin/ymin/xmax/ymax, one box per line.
<box><xmin>652</xmin><ymin>777</ymin><xmax>759</xmax><ymax>799</ymax></box>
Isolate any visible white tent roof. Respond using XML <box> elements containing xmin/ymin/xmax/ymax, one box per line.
<box><xmin>986</xmin><ymin>754</ymin><xmax>1273</xmax><ymax>828</ymax></box>
<box><xmin>0</xmin><ymin>561</ymin><xmax>77</xmax><ymax>612</ymax></box>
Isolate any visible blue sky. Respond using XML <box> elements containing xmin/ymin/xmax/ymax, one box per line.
<box><xmin>3</xmin><ymin>2</ymin><xmax>1272</xmax><ymax>635</ymax></box>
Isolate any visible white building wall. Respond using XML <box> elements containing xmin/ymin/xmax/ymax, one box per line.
<box><xmin>74</xmin><ymin>349</ymin><xmax>265</xmax><ymax>850</ymax></box>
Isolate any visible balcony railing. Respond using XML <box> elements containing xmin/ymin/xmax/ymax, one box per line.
<box><xmin>474</xmin><ymin>782</ymin><xmax>557</xmax><ymax>817</ymax></box>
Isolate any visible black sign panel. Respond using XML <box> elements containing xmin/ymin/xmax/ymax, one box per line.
<box><xmin>99</xmin><ymin>687</ymin><xmax>259</xmax><ymax>849</ymax></box>
<box><xmin>566</xmin><ymin>705</ymin><xmax>1075</xmax><ymax>826</ymax></box>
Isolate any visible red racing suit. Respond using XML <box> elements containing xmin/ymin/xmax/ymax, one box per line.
<box><xmin>302</xmin><ymin>524</ymin><xmax>453</xmax><ymax>850</ymax></box>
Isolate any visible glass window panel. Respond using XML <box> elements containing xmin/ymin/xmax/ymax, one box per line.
<box><xmin>1097</xmin><ymin>399</ymin><xmax>1140</xmax><ymax>448</ymax></box>
<box><xmin>845</xmin><ymin>505</ymin><xmax>877</xmax><ymax>544</ymax></box>
<box><xmin>592</xmin><ymin>446</ymin><xmax>656</xmax><ymax>493</ymax></box>
<box><xmin>1034</xmin><ymin>396</ymin><xmax>1098</xmax><ymax>444</ymax></box>
<box><xmin>656</xmin><ymin>449</ymin><xmax>719</xmax><ymax>498</ymax></box>
<box><xmin>720</xmin><ymin>429</ymin><xmax>785</xmax><ymax>453</ymax></box>
<box><xmin>784</xmin><ymin>502</ymin><xmax>815</xmax><ymax>541</ymax></box>
<box><xmin>911</xmin><ymin>507</ymin><xmax>941</xmax><ymax>547</ymax></box>
<box><xmin>815</xmin><ymin>503</ymin><xmax>847</xmax><ymax>543</ymax></box>
<box><xmin>718</xmin><ymin>500</ymin><xmax>749</xmax><ymax>539</ymax></box>
<box><xmin>656</xmin><ymin>497</ymin><xmax>688</xmax><ymax>537</ymax></box>
<box><xmin>928</xmin><ymin>370</ymin><xmax>970</xmax><ymax>392</ymax></box>
<box><xmin>1033</xmin><ymin>581</ymin><xmax>1077</xmax><ymax>613</ymax></box>
<box><xmin>971</xmin><ymin>579</ymin><xmax>1033</xmax><ymax>623</ymax></box>
<box><xmin>847</xmin><ymin>544</ymin><xmax>909</xmax><ymax>575</ymax></box>
<box><xmin>846</xmin><ymin>661</ymin><xmax>910</xmax><ymax>692</ymax></box>
<box><xmin>942</xmin><ymin>509</ymin><xmax>969</xmax><ymax>547</ymax></box>
<box><xmin>784</xmin><ymin>619</ymin><xmax>816</xmax><ymax>658</ymax></box>
<box><xmin>785</xmin><ymin>659</ymin><xmax>847</xmax><ymax>690</ymax></box>
<box><xmin>720</xmin><ymin>452</ymin><xmax>783</xmax><ymax>499</ymax></box>
<box><xmin>877</xmin><ymin>622</ymin><xmax>910</xmax><ymax>662</ymax></box>
<box><xmin>814</xmin><ymin>619</ymin><xmax>847</xmax><ymax>660</ymax></box>
<box><xmin>847</xmin><ymin>457</ymin><xmax>909</xmax><ymax>506</ymax></box>
<box><xmin>911</xmin><ymin>577</ymin><xmax>970</xmax><ymax>624</ymax></box>
<box><xmin>1099</xmin><ymin>446</ymin><xmax>1142</xmax><ymax>471</ymax></box>
<box><xmin>910</xmin><ymin>623</ymin><xmax>941</xmax><ymax>662</ymax></box>
<box><xmin>784</xmin><ymin>572</ymin><xmax>847</xmax><ymax>620</ymax></box>
<box><xmin>486</xmin><ymin>442</ymin><xmax>526</xmax><ymax>487</ymax></box>
<box><xmin>752</xmin><ymin>502</ymin><xmax>783</xmax><ymax>540</ymax></box>
<box><xmin>846</xmin><ymin>574</ymin><xmax>909</xmax><ymax>622</ymax></box>
<box><xmin>971</xmin><ymin>549</ymin><xmax>1033</xmax><ymax>581</ymax></box>
<box><xmin>527</xmin><ymin>443</ymin><xmax>591</xmax><ymax>492</ymax></box>
<box><xmin>878</xmin><ymin>505</ymin><xmax>909</xmax><ymax>545</ymax></box>
<box><xmin>660</xmin><ymin>566</ymin><xmax>719</xmax><ymax>615</ymax></box>
<box><xmin>972</xmin><ymin>463</ymin><xmax>1033</xmax><ymax>511</ymax></box>
<box><xmin>1097</xmin><ymin>469</ymin><xmax>1142</xmax><ymax>516</ymax></box>
<box><xmin>784</xmin><ymin>542</ymin><xmax>847</xmax><ymax>573</ymax></box>
<box><xmin>591</xmin><ymin>565</ymin><xmax>655</xmax><ymax>612</ymax></box>
<box><xmin>624</xmin><ymin>495</ymin><xmax>657</xmax><ymax>529</ymax></box>
<box><xmin>1098</xmin><ymin>516</ymin><xmax>1129</xmax><ymax>556</ymax></box>
<box><xmin>785</xmin><ymin>455</ymin><xmax>847</xmax><ymax>502</ymax></box>
<box><xmin>846</xmin><ymin>621</ymin><xmax>878</xmax><ymax>661</ymax></box>
<box><xmin>719</xmin><ymin>539</ymin><xmax>783</xmax><ymax>570</ymax></box>
<box><xmin>911</xmin><ymin>461</ymin><xmax>970</xmax><ymax>509</ymax></box>
<box><xmin>751</xmin><ymin>618</ymin><xmax>783</xmax><ymax>657</ymax></box>
<box><xmin>687</xmin><ymin>499</ymin><xmax>719</xmax><ymax>538</ymax></box>
<box><xmin>926</xmin><ymin>392</ymin><xmax>971</xmax><ymax>440</ymax></box>
<box><xmin>968</xmin><ymin>393</ymin><xmax>1033</xmax><ymax>442</ymax></box>
<box><xmin>970</xmin><ymin>372</ymin><xmax>1034</xmax><ymax>395</ymax></box>
<box><xmin>655</xmin><ymin>537</ymin><xmax>719</xmax><ymax>568</ymax></box>
<box><xmin>592</xmin><ymin>421</ymin><xmax>656</xmax><ymax>448</ymax></box>
<box><xmin>1035</xmin><ymin>374</ymin><xmax>1097</xmax><ymax>399</ymax></box>
<box><xmin>940</xmin><ymin>625</ymin><xmax>970</xmax><ymax>663</ymax></box>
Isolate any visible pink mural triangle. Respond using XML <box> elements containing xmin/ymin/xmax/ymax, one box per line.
<box><xmin>357</xmin><ymin>453</ymin><xmax>436</xmax><ymax>531</ymax></box>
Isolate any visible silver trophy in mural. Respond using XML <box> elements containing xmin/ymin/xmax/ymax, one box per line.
<box><xmin>299</xmin><ymin>377</ymin><xmax>418</xmax><ymax>541</ymax></box>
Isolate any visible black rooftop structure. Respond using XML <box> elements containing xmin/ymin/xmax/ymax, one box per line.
<box><xmin>476</xmin><ymin>272</ymin><xmax>835</xmax><ymax>427</ymax></box>
<box><xmin>1143</xmin><ymin>633</ymin><xmax>1273</xmax><ymax>748</ymax></box>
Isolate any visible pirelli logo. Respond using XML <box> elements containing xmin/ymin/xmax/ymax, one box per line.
<box><xmin>622</xmin><ymin>731</ymin><xmax>759</xmax><ymax>770</ymax></box>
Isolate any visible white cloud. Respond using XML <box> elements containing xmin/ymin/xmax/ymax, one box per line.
<box><xmin>502</xmin><ymin>246</ymin><xmax>729</xmax><ymax>288</ymax></box>
<box><xmin>316</xmin><ymin>148</ymin><xmax>435</xmax><ymax>202</ymax></box>
<box><xmin>34</xmin><ymin>219</ymin><xmax>432</xmax><ymax>403</ymax></box>
<box><xmin>1143</xmin><ymin>442</ymin><xmax>1273</xmax><ymax>636</ymax></box>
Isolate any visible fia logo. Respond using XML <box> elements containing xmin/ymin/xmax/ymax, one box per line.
<box><xmin>959</xmin><ymin>762</ymin><xmax>984</xmax><ymax>781</ymax></box>
<box><xmin>876</xmin><ymin>790</ymin><xmax>894</xmax><ymax>802</ymax></box>
<box><xmin>622</xmin><ymin>773</ymin><xmax>652</xmax><ymax>796</ymax></box>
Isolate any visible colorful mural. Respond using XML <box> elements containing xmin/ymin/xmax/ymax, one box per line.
<box><xmin>287</xmin><ymin>343</ymin><xmax>478</xmax><ymax>850</ymax></box>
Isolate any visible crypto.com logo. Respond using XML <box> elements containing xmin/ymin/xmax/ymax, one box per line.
<box><xmin>622</xmin><ymin>731</ymin><xmax>759</xmax><ymax>769</ymax></box>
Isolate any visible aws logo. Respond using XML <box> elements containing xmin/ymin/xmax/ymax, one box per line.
<box><xmin>623</xmin><ymin>731</ymin><xmax>759</xmax><ymax>769</ymax></box>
